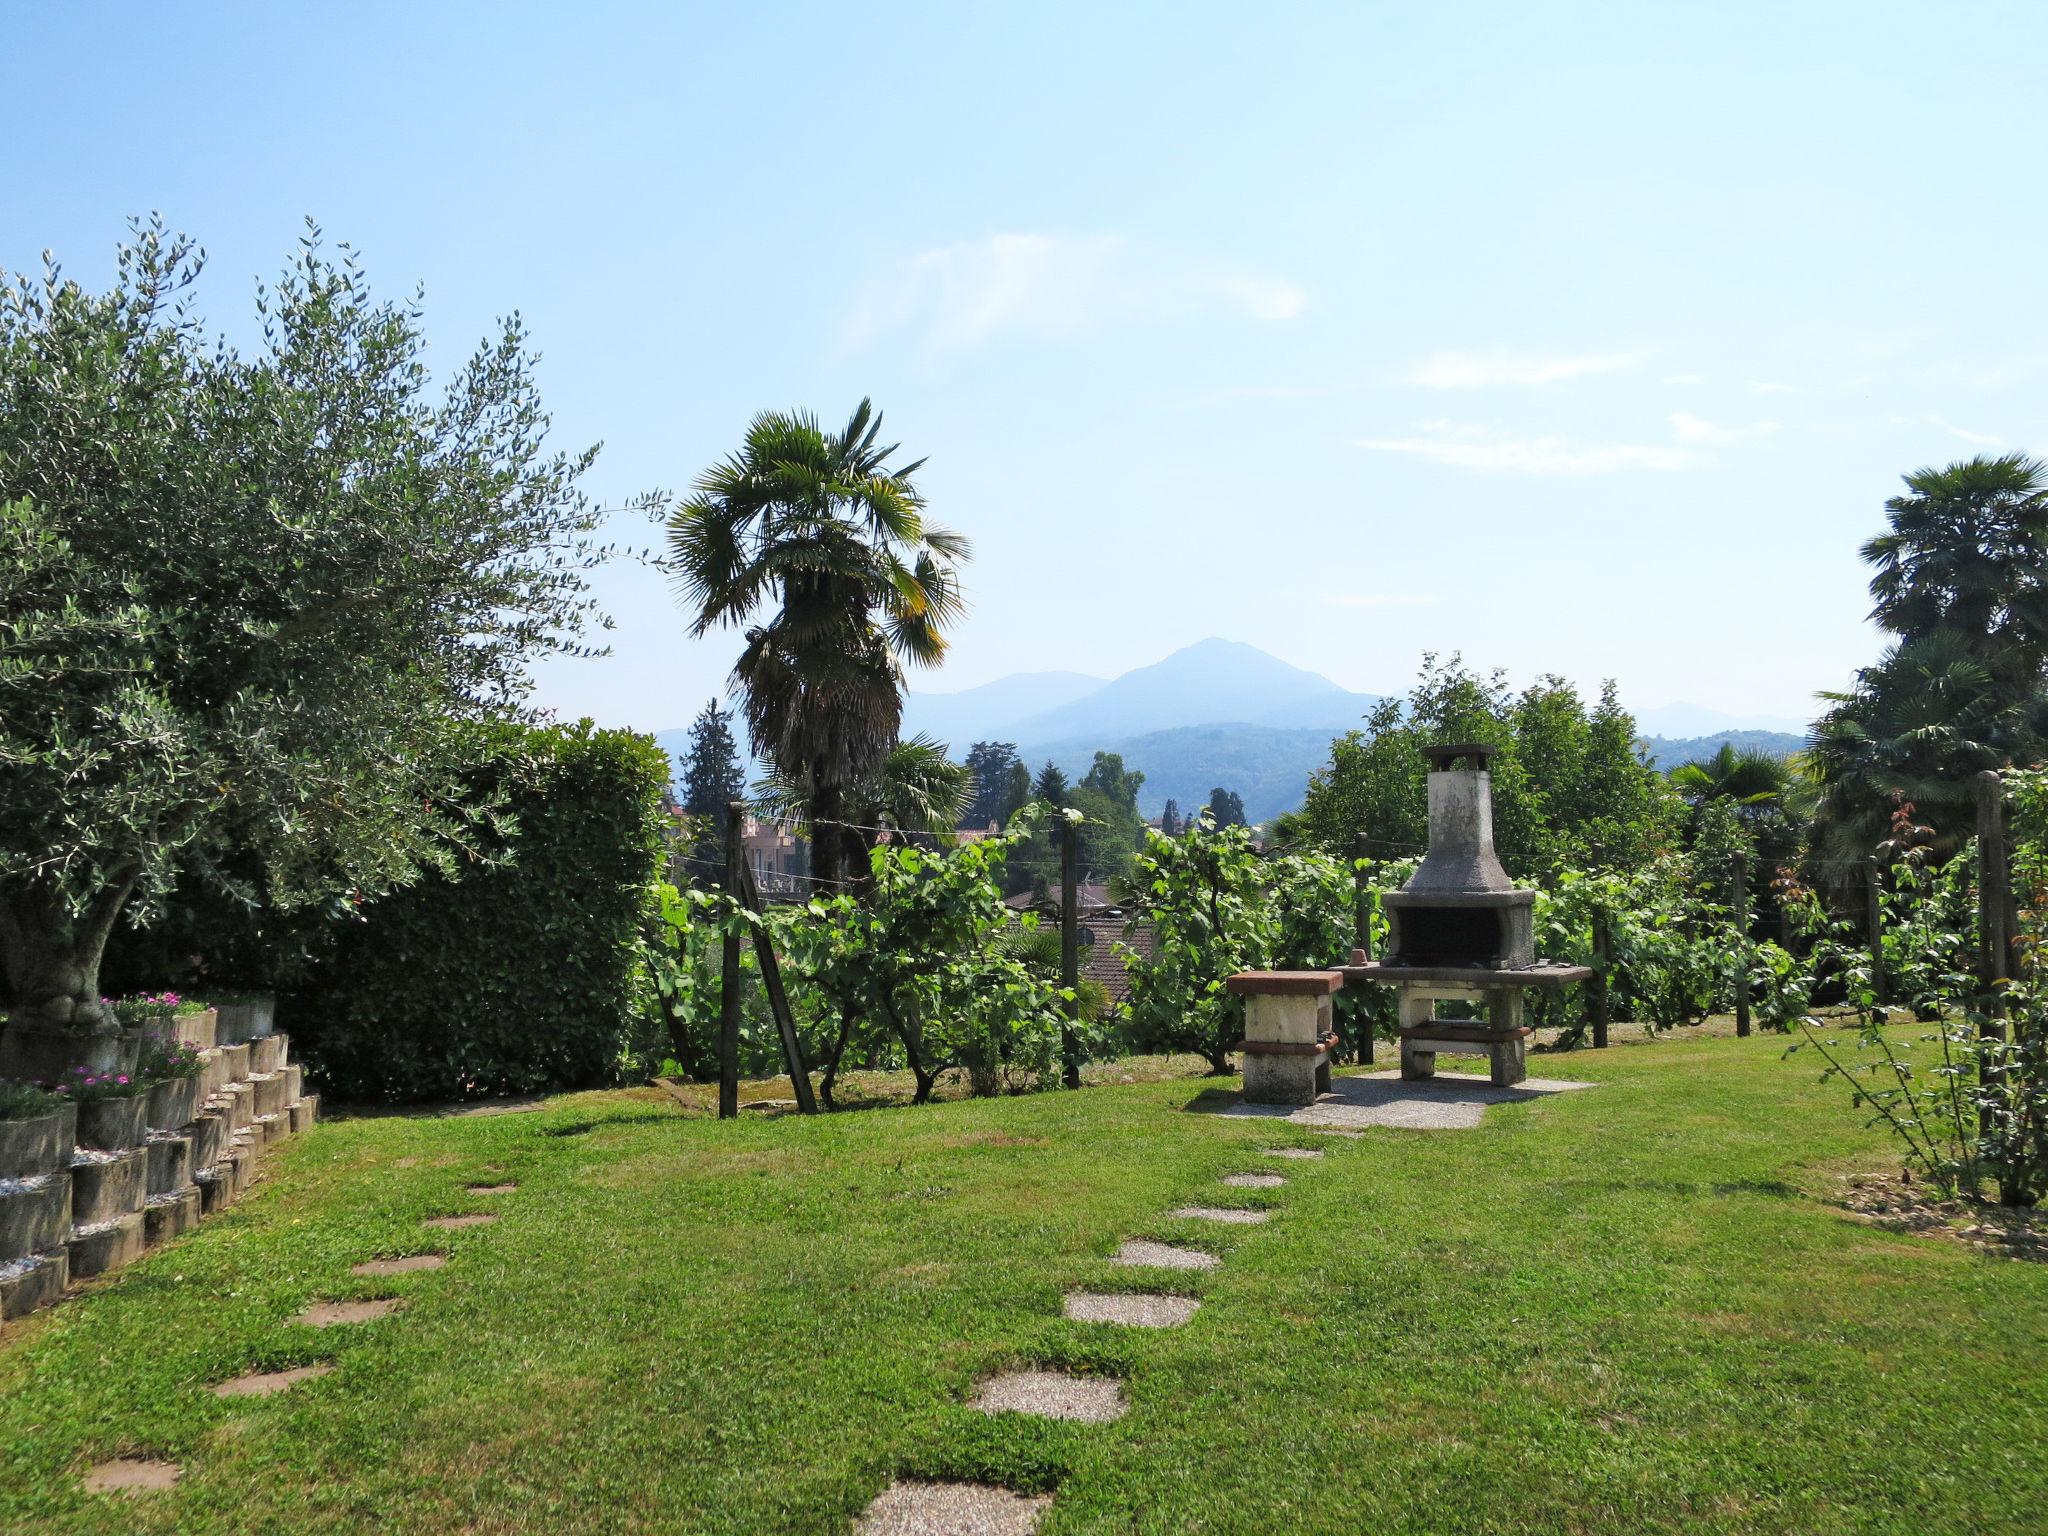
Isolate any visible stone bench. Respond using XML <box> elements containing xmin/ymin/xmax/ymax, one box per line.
<box><xmin>1225</xmin><ymin>970</ymin><xmax>1343</xmax><ymax>1106</ymax></box>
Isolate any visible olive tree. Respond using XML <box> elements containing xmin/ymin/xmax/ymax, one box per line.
<box><xmin>0</xmin><ymin>219</ymin><xmax>634</xmax><ymax>1076</ymax></box>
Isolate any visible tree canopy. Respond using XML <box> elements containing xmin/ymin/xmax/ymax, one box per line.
<box><xmin>0</xmin><ymin>220</ymin><xmax>623</xmax><ymax>1064</ymax></box>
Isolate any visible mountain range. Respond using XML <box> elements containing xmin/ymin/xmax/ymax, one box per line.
<box><xmin>658</xmin><ymin>639</ymin><xmax>1807</xmax><ymax>823</ymax></box>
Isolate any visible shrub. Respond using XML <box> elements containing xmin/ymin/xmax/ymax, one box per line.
<box><xmin>107</xmin><ymin>992</ymin><xmax>206</xmax><ymax>1025</ymax></box>
<box><xmin>47</xmin><ymin>1067</ymin><xmax>146</xmax><ymax>1102</ymax></box>
<box><xmin>136</xmin><ymin>1036</ymin><xmax>204</xmax><ymax>1081</ymax></box>
<box><xmin>287</xmin><ymin>721</ymin><xmax>671</xmax><ymax>1102</ymax></box>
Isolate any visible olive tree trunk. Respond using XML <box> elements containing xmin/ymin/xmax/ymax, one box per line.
<box><xmin>0</xmin><ymin>870</ymin><xmax>139</xmax><ymax>1078</ymax></box>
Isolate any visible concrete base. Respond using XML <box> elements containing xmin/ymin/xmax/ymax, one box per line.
<box><xmin>0</xmin><ymin>1249</ymin><xmax>68</xmax><ymax>1318</ymax></box>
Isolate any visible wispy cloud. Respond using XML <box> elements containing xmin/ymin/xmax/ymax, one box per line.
<box><xmin>1664</xmin><ymin>372</ymin><xmax>1707</xmax><ymax>385</ymax></box>
<box><xmin>1927</xmin><ymin>414</ymin><xmax>2005</xmax><ymax>447</ymax></box>
<box><xmin>1668</xmin><ymin>411</ymin><xmax>1780</xmax><ymax>446</ymax></box>
<box><xmin>1357</xmin><ymin>421</ymin><xmax>1705</xmax><ymax>475</ymax></box>
<box><xmin>1748</xmin><ymin>380</ymin><xmax>1797</xmax><ymax>395</ymax></box>
<box><xmin>1409</xmin><ymin>349</ymin><xmax>1649</xmax><ymax>389</ymax></box>
<box><xmin>842</xmin><ymin>233</ymin><xmax>1304</xmax><ymax>353</ymax></box>
<box><xmin>1325</xmin><ymin>592</ymin><xmax>1439</xmax><ymax>610</ymax></box>
<box><xmin>1171</xmin><ymin>383</ymin><xmax>1331</xmax><ymax>410</ymax></box>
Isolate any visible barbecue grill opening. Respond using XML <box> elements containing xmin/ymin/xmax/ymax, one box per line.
<box><xmin>1392</xmin><ymin>906</ymin><xmax>1508</xmax><ymax>967</ymax></box>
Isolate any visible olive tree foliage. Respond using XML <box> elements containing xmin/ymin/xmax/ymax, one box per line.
<box><xmin>0</xmin><ymin>220</ymin><xmax>626</xmax><ymax>1059</ymax></box>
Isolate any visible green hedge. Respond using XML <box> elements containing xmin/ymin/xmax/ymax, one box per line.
<box><xmin>287</xmin><ymin>721</ymin><xmax>670</xmax><ymax>1102</ymax></box>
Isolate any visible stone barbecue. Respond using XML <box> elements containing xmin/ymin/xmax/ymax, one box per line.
<box><xmin>1342</xmin><ymin>742</ymin><xmax>1588</xmax><ymax>1086</ymax></box>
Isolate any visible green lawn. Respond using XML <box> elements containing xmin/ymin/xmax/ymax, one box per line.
<box><xmin>3</xmin><ymin>1031</ymin><xmax>2044</xmax><ymax>1535</ymax></box>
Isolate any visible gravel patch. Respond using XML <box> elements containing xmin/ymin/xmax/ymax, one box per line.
<box><xmin>1171</xmin><ymin>1206</ymin><xmax>1269</xmax><ymax>1224</ymax></box>
<box><xmin>214</xmin><ymin>1363</ymin><xmax>334</xmax><ymax>1398</ymax></box>
<box><xmin>292</xmin><ymin>1298</ymin><xmax>402</xmax><ymax>1327</ymax></box>
<box><xmin>856</xmin><ymin>1480</ymin><xmax>1050</xmax><ymax>1535</ymax></box>
<box><xmin>972</xmin><ymin>1369</ymin><xmax>1128</xmax><ymax>1422</ymax></box>
<box><xmin>1221</xmin><ymin>1172</ymin><xmax>1286</xmax><ymax>1189</ymax></box>
<box><xmin>466</xmin><ymin>1182</ymin><xmax>518</xmax><ymax>1194</ymax></box>
<box><xmin>351</xmin><ymin>1253</ymin><xmax>447</xmax><ymax>1276</ymax></box>
<box><xmin>1262</xmin><ymin>1147</ymin><xmax>1324</xmax><ymax>1159</ymax></box>
<box><xmin>83</xmin><ymin>1458</ymin><xmax>180</xmax><ymax>1494</ymax></box>
<box><xmin>0</xmin><ymin>1172</ymin><xmax>58</xmax><ymax>1196</ymax></box>
<box><xmin>422</xmin><ymin>1213</ymin><xmax>497</xmax><ymax>1230</ymax></box>
<box><xmin>1112</xmin><ymin>1239</ymin><xmax>1221</xmax><ymax>1271</ymax></box>
<box><xmin>1063</xmin><ymin>1290</ymin><xmax>1201</xmax><ymax>1327</ymax></box>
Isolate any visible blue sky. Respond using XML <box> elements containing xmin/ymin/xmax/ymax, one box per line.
<box><xmin>9</xmin><ymin>2</ymin><xmax>2046</xmax><ymax>734</ymax></box>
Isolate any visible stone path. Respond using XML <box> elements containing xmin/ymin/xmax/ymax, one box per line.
<box><xmin>1212</xmin><ymin>1069</ymin><xmax>1593</xmax><ymax>1131</ymax></box>
<box><xmin>84</xmin><ymin>1166</ymin><xmax>519</xmax><ymax>1500</ymax></box>
<box><xmin>857</xmin><ymin>1067</ymin><xmax>1592</xmax><ymax>1529</ymax></box>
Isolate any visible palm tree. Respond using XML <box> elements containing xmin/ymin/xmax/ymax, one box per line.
<box><xmin>668</xmin><ymin>401</ymin><xmax>967</xmax><ymax>887</ymax></box>
<box><xmin>753</xmin><ymin>735</ymin><xmax>974</xmax><ymax>867</ymax></box>
<box><xmin>1669</xmin><ymin>743</ymin><xmax>1792</xmax><ymax>812</ymax></box>
<box><xmin>1863</xmin><ymin>454</ymin><xmax>2048</xmax><ymax>684</ymax></box>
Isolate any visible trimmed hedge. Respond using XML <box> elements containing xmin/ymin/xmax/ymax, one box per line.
<box><xmin>287</xmin><ymin>721</ymin><xmax>670</xmax><ymax>1102</ymax></box>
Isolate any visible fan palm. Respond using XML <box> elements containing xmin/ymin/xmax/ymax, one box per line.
<box><xmin>1669</xmin><ymin>743</ymin><xmax>1792</xmax><ymax>810</ymax></box>
<box><xmin>669</xmin><ymin>401</ymin><xmax>967</xmax><ymax>886</ymax></box>
<box><xmin>1863</xmin><ymin>454</ymin><xmax>2048</xmax><ymax>684</ymax></box>
<box><xmin>753</xmin><ymin>735</ymin><xmax>974</xmax><ymax>866</ymax></box>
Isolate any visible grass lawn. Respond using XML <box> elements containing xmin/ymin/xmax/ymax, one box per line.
<box><xmin>2</xmin><ymin>1029</ymin><xmax>2044</xmax><ymax>1534</ymax></box>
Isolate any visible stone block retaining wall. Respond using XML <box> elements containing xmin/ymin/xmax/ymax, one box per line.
<box><xmin>0</xmin><ymin>1011</ymin><xmax>317</xmax><ymax>1321</ymax></box>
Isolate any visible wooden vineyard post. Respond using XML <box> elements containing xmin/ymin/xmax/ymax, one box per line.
<box><xmin>1862</xmin><ymin>857</ymin><xmax>1888</xmax><ymax>1006</ymax></box>
<box><xmin>719</xmin><ymin>801</ymin><xmax>744</xmax><ymax>1119</ymax></box>
<box><xmin>1060</xmin><ymin>813</ymin><xmax>1082</xmax><ymax>1090</ymax></box>
<box><xmin>1977</xmin><ymin>770</ymin><xmax>2013</xmax><ymax>1039</ymax></box>
<box><xmin>1353</xmin><ymin>836</ymin><xmax>1375</xmax><ymax>1064</ymax></box>
<box><xmin>1731</xmin><ymin>854</ymin><xmax>1752</xmax><ymax>1039</ymax></box>
<box><xmin>1589</xmin><ymin>910</ymin><xmax>1612</xmax><ymax>1050</ymax></box>
<box><xmin>735</xmin><ymin>855</ymin><xmax>818</xmax><ymax>1115</ymax></box>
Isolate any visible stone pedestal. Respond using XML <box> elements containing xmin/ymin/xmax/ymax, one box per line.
<box><xmin>1226</xmin><ymin>971</ymin><xmax>1344</xmax><ymax>1106</ymax></box>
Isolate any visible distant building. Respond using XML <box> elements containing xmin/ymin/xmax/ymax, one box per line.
<box><xmin>1003</xmin><ymin>885</ymin><xmax>1153</xmax><ymax>1011</ymax></box>
<box><xmin>666</xmin><ymin>806</ymin><xmax>810</xmax><ymax>896</ymax></box>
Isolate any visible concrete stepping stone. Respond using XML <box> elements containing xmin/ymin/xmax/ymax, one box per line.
<box><xmin>856</xmin><ymin>1480</ymin><xmax>1050</xmax><ymax>1535</ymax></box>
<box><xmin>466</xmin><ymin>1182</ymin><xmax>517</xmax><ymax>1195</ymax></box>
<box><xmin>1262</xmin><ymin>1147</ymin><xmax>1324</xmax><ymax>1159</ymax></box>
<box><xmin>422</xmin><ymin>1213</ymin><xmax>497</xmax><ymax>1230</ymax></box>
<box><xmin>972</xmin><ymin>1369</ymin><xmax>1127</xmax><ymax>1423</ymax></box>
<box><xmin>214</xmin><ymin>1363</ymin><xmax>334</xmax><ymax>1398</ymax></box>
<box><xmin>1112</xmin><ymin>1239</ymin><xmax>1220</xmax><ymax>1271</ymax></box>
<box><xmin>351</xmin><ymin>1253</ymin><xmax>447</xmax><ymax>1276</ymax></box>
<box><xmin>1221</xmin><ymin>1172</ymin><xmax>1286</xmax><ymax>1189</ymax></box>
<box><xmin>292</xmin><ymin>1297</ymin><xmax>401</xmax><ymax>1327</ymax></box>
<box><xmin>83</xmin><ymin>1457</ymin><xmax>180</xmax><ymax>1494</ymax></box>
<box><xmin>1063</xmin><ymin>1291</ymin><xmax>1200</xmax><ymax>1328</ymax></box>
<box><xmin>1171</xmin><ymin>1206</ymin><xmax>1269</xmax><ymax>1224</ymax></box>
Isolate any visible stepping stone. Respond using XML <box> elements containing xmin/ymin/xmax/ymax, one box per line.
<box><xmin>1171</xmin><ymin>1206</ymin><xmax>1269</xmax><ymax>1224</ymax></box>
<box><xmin>1063</xmin><ymin>1291</ymin><xmax>1200</xmax><ymax>1328</ymax></box>
<box><xmin>422</xmin><ymin>1213</ymin><xmax>497</xmax><ymax>1230</ymax></box>
<box><xmin>214</xmin><ymin>1363</ymin><xmax>334</xmax><ymax>1398</ymax></box>
<box><xmin>292</xmin><ymin>1298</ymin><xmax>402</xmax><ymax>1327</ymax></box>
<box><xmin>972</xmin><ymin>1369</ymin><xmax>1127</xmax><ymax>1422</ymax></box>
<box><xmin>351</xmin><ymin>1253</ymin><xmax>447</xmax><ymax>1276</ymax></box>
<box><xmin>83</xmin><ymin>1458</ymin><xmax>180</xmax><ymax>1494</ymax></box>
<box><xmin>1263</xmin><ymin>1147</ymin><xmax>1324</xmax><ymax>1159</ymax></box>
<box><xmin>1113</xmin><ymin>1239</ymin><xmax>1221</xmax><ymax>1271</ymax></box>
<box><xmin>856</xmin><ymin>1480</ymin><xmax>1050</xmax><ymax>1535</ymax></box>
<box><xmin>466</xmin><ymin>1182</ymin><xmax>517</xmax><ymax>1194</ymax></box>
<box><xmin>1221</xmin><ymin>1172</ymin><xmax>1286</xmax><ymax>1189</ymax></box>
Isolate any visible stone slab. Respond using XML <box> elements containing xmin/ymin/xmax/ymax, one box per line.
<box><xmin>293</xmin><ymin>1297</ymin><xmax>402</xmax><ymax>1327</ymax></box>
<box><xmin>972</xmin><ymin>1369</ymin><xmax>1128</xmax><ymax>1422</ymax></box>
<box><xmin>1221</xmin><ymin>1172</ymin><xmax>1286</xmax><ymax>1189</ymax></box>
<box><xmin>1170</xmin><ymin>1206</ymin><xmax>1269</xmax><ymax>1224</ymax></box>
<box><xmin>1063</xmin><ymin>1290</ymin><xmax>1201</xmax><ymax>1327</ymax></box>
<box><xmin>1262</xmin><ymin>1147</ymin><xmax>1324</xmax><ymax>1159</ymax></box>
<box><xmin>1210</xmin><ymin>1069</ymin><xmax>1594</xmax><ymax>1131</ymax></box>
<box><xmin>83</xmin><ymin>1457</ymin><xmax>181</xmax><ymax>1495</ymax></box>
<box><xmin>856</xmin><ymin>1481</ymin><xmax>1049</xmax><ymax>1536</ymax></box>
<box><xmin>351</xmin><ymin>1253</ymin><xmax>446</xmax><ymax>1276</ymax></box>
<box><xmin>1112</xmin><ymin>1239</ymin><xmax>1220</xmax><ymax>1271</ymax></box>
<box><xmin>214</xmin><ymin>1362</ymin><xmax>333</xmax><ymax>1398</ymax></box>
